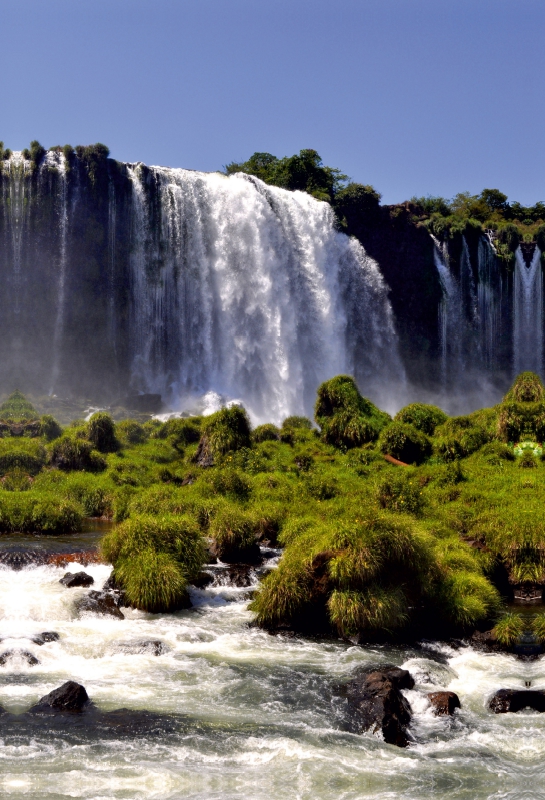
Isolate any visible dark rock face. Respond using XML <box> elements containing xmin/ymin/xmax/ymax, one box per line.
<box><xmin>30</xmin><ymin>681</ymin><xmax>89</xmax><ymax>713</ymax></box>
<box><xmin>427</xmin><ymin>691</ymin><xmax>461</xmax><ymax>716</ymax></box>
<box><xmin>344</xmin><ymin>665</ymin><xmax>414</xmax><ymax>747</ymax></box>
<box><xmin>489</xmin><ymin>689</ymin><xmax>545</xmax><ymax>713</ymax></box>
<box><xmin>0</xmin><ymin>649</ymin><xmax>39</xmax><ymax>666</ymax></box>
<box><xmin>191</xmin><ymin>571</ymin><xmax>214</xmax><ymax>589</ymax></box>
<box><xmin>210</xmin><ymin>541</ymin><xmax>262</xmax><ymax>566</ymax></box>
<box><xmin>470</xmin><ymin>629</ymin><xmax>504</xmax><ymax>652</ymax></box>
<box><xmin>75</xmin><ymin>591</ymin><xmax>125</xmax><ymax>619</ymax></box>
<box><xmin>60</xmin><ymin>571</ymin><xmax>95</xmax><ymax>588</ymax></box>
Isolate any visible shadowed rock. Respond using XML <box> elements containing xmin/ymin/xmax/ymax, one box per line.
<box><xmin>75</xmin><ymin>591</ymin><xmax>124</xmax><ymax>619</ymax></box>
<box><xmin>489</xmin><ymin>689</ymin><xmax>545</xmax><ymax>713</ymax></box>
<box><xmin>427</xmin><ymin>691</ymin><xmax>461</xmax><ymax>715</ymax></box>
<box><xmin>31</xmin><ymin>631</ymin><xmax>60</xmax><ymax>645</ymax></box>
<box><xmin>30</xmin><ymin>681</ymin><xmax>89</xmax><ymax>713</ymax></box>
<box><xmin>342</xmin><ymin>665</ymin><xmax>414</xmax><ymax>747</ymax></box>
<box><xmin>60</xmin><ymin>571</ymin><xmax>94</xmax><ymax>588</ymax></box>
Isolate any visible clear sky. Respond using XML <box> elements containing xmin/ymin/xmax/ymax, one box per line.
<box><xmin>1</xmin><ymin>0</ymin><xmax>543</xmax><ymax>205</ymax></box>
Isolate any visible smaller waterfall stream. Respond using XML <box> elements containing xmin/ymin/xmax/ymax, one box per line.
<box><xmin>47</xmin><ymin>151</ymin><xmax>69</xmax><ymax>396</ymax></box>
<box><xmin>513</xmin><ymin>245</ymin><xmax>543</xmax><ymax>376</ymax></box>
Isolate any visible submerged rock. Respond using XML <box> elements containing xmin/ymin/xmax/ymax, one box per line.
<box><xmin>60</xmin><ymin>571</ymin><xmax>95</xmax><ymax>588</ymax></box>
<box><xmin>30</xmin><ymin>681</ymin><xmax>89</xmax><ymax>713</ymax></box>
<box><xmin>115</xmin><ymin>640</ymin><xmax>168</xmax><ymax>656</ymax></box>
<box><xmin>343</xmin><ymin>665</ymin><xmax>414</xmax><ymax>747</ymax></box>
<box><xmin>75</xmin><ymin>591</ymin><xmax>125</xmax><ymax>619</ymax></box>
<box><xmin>31</xmin><ymin>631</ymin><xmax>60</xmax><ymax>645</ymax></box>
<box><xmin>427</xmin><ymin>691</ymin><xmax>461</xmax><ymax>715</ymax></box>
<box><xmin>0</xmin><ymin>649</ymin><xmax>39</xmax><ymax>666</ymax></box>
<box><xmin>489</xmin><ymin>689</ymin><xmax>545</xmax><ymax>713</ymax></box>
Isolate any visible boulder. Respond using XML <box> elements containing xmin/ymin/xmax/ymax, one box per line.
<box><xmin>32</xmin><ymin>631</ymin><xmax>60</xmax><ymax>645</ymax></box>
<box><xmin>60</xmin><ymin>571</ymin><xmax>94</xmax><ymax>588</ymax></box>
<box><xmin>489</xmin><ymin>689</ymin><xmax>545</xmax><ymax>713</ymax></box>
<box><xmin>0</xmin><ymin>649</ymin><xmax>39</xmax><ymax>666</ymax></box>
<box><xmin>427</xmin><ymin>691</ymin><xmax>461</xmax><ymax>716</ymax></box>
<box><xmin>30</xmin><ymin>681</ymin><xmax>89</xmax><ymax>712</ymax></box>
<box><xmin>191</xmin><ymin>571</ymin><xmax>214</xmax><ymax>589</ymax></box>
<box><xmin>75</xmin><ymin>591</ymin><xmax>125</xmax><ymax>619</ymax></box>
<box><xmin>343</xmin><ymin>665</ymin><xmax>414</xmax><ymax>747</ymax></box>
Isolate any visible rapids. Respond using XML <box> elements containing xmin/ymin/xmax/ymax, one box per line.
<box><xmin>0</xmin><ymin>555</ymin><xmax>542</xmax><ymax>799</ymax></box>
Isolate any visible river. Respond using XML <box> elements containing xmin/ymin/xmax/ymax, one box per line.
<box><xmin>0</xmin><ymin>544</ymin><xmax>541</xmax><ymax>799</ymax></box>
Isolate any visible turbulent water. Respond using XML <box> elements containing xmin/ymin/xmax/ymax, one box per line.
<box><xmin>0</xmin><ymin>553</ymin><xmax>541</xmax><ymax>799</ymax></box>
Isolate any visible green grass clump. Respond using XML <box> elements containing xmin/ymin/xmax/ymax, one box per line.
<box><xmin>433</xmin><ymin>416</ymin><xmax>491</xmax><ymax>461</ymax></box>
<box><xmin>40</xmin><ymin>415</ymin><xmax>62</xmax><ymax>441</ymax></box>
<box><xmin>209</xmin><ymin>506</ymin><xmax>261</xmax><ymax>562</ymax></box>
<box><xmin>532</xmin><ymin>613</ymin><xmax>545</xmax><ymax>643</ymax></box>
<box><xmin>492</xmin><ymin>612</ymin><xmax>525</xmax><ymax>646</ymax></box>
<box><xmin>115</xmin><ymin>420</ymin><xmax>148</xmax><ymax>446</ymax></box>
<box><xmin>0</xmin><ymin>390</ymin><xmax>38</xmax><ymax>423</ymax></box>
<box><xmin>87</xmin><ymin>413</ymin><xmax>119</xmax><ymax>453</ymax></box>
<box><xmin>394</xmin><ymin>403</ymin><xmax>447</xmax><ymax>435</ymax></box>
<box><xmin>315</xmin><ymin>375</ymin><xmax>390</xmax><ymax>449</ymax></box>
<box><xmin>195</xmin><ymin>406</ymin><xmax>251</xmax><ymax>464</ymax></box>
<box><xmin>49</xmin><ymin>434</ymin><xmax>106</xmax><ymax>472</ymax></box>
<box><xmin>375</xmin><ymin>471</ymin><xmax>425</xmax><ymax>514</ymax></box>
<box><xmin>0</xmin><ymin>439</ymin><xmax>46</xmax><ymax>476</ymax></box>
<box><xmin>115</xmin><ymin>550</ymin><xmax>189</xmax><ymax>613</ymax></box>
<box><xmin>378</xmin><ymin>421</ymin><xmax>432</xmax><ymax>464</ymax></box>
<box><xmin>252</xmin><ymin>423</ymin><xmax>280</xmax><ymax>443</ymax></box>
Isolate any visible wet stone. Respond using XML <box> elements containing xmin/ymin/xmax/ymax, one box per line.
<box><xmin>116</xmin><ymin>640</ymin><xmax>168</xmax><ymax>656</ymax></box>
<box><xmin>31</xmin><ymin>631</ymin><xmax>60</xmax><ymax>645</ymax></box>
<box><xmin>60</xmin><ymin>571</ymin><xmax>95</xmax><ymax>588</ymax></box>
<box><xmin>75</xmin><ymin>591</ymin><xmax>125</xmax><ymax>619</ymax></box>
<box><xmin>427</xmin><ymin>691</ymin><xmax>461</xmax><ymax>716</ymax></box>
<box><xmin>30</xmin><ymin>681</ymin><xmax>89</xmax><ymax>713</ymax></box>
<box><xmin>489</xmin><ymin>689</ymin><xmax>545</xmax><ymax>713</ymax></box>
<box><xmin>0</xmin><ymin>649</ymin><xmax>39</xmax><ymax>666</ymax></box>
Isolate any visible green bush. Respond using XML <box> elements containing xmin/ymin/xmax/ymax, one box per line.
<box><xmin>378</xmin><ymin>421</ymin><xmax>431</xmax><ymax>464</ymax></box>
<box><xmin>0</xmin><ymin>439</ymin><xmax>46</xmax><ymax>476</ymax></box>
<box><xmin>209</xmin><ymin>507</ymin><xmax>260</xmax><ymax>562</ymax></box>
<box><xmin>376</xmin><ymin>472</ymin><xmax>425</xmax><ymax>514</ymax></box>
<box><xmin>394</xmin><ymin>403</ymin><xmax>447</xmax><ymax>435</ymax></box>
<box><xmin>87</xmin><ymin>412</ymin><xmax>119</xmax><ymax>453</ymax></box>
<box><xmin>252</xmin><ymin>423</ymin><xmax>280</xmax><ymax>443</ymax></box>
<box><xmin>49</xmin><ymin>435</ymin><xmax>106</xmax><ymax>472</ymax></box>
<box><xmin>315</xmin><ymin>375</ymin><xmax>390</xmax><ymax>449</ymax></box>
<box><xmin>492</xmin><ymin>612</ymin><xmax>525</xmax><ymax>646</ymax></box>
<box><xmin>115</xmin><ymin>550</ymin><xmax>189</xmax><ymax>613</ymax></box>
<box><xmin>115</xmin><ymin>420</ymin><xmax>147</xmax><ymax>446</ymax></box>
<box><xmin>208</xmin><ymin>468</ymin><xmax>251</xmax><ymax>500</ymax></box>
<box><xmin>40</xmin><ymin>415</ymin><xmax>62</xmax><ymax>441</ymax></box>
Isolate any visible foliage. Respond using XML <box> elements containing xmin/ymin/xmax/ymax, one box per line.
<box><xmin>315</xmin><ymin>375</ymin><xmax>390</xmax><ymax>448</ymax></box>
<box><xmin>87</xmin><ymin>412</ymin><xmax>119</xmax><ymax>453</ymax></box>
<box><xmin>115</xmin><ymin>550</ymin><xmax>188</xmax><ymax>613</ymax></box>
<box><xmin>492</xmin><ymin>612</ymin><xmax>525</xmax><ymax>646</ymax></box>
<box><xmin>40</xmin><ymin>415</ymin><xmax>62</xmax><ymax>441</ymax></box>
<box><xmin>378</xmin><ymin>421</ymin><xmax>432</xmax><ymax>465</ymax></box>
<box><xmin>394</xmin><ymin>403</ymin><xmax>447</xmax><ymax>435</ymax></box>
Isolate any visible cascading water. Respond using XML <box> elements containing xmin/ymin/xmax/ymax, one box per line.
<box><xmin>126</xmin><ymin>166</ymin><xmax>405</xmax><ymax>420</ymax></box>
<box><xmin>0</xmin><ymin>546</ymin><xmax>544</xmax><ymax>798</ymax></box>
<box><xmin>47</xmin><ymin>151</ymin><xmax>69</xmax><ymax>395</ymax></box>
<box><xmin>433</xmin><ymin>238</ymin><xmax>465</xmax><ymax>388</ymax></box>
<box><xmin>513</xmin><ymin>245</ymin><xmax>543</xmax><ymax>376</ymax></box>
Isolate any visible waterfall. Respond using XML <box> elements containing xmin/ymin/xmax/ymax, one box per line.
<box><xmin>126</xmin><ymin>167</ymin><xmax>405</xmax><ymax>420</ymax></box>
<box><xmin>47</xmin><ymin>151</ymin><xmax>69</xmax><ymax>395</ymax></box>
<box><xmin>477</xmin><ymin>235</ymin><xmax>502</xmax><ymax>369</ymax></box>
<box><xmin>513</xmin><ymin>245</ymin><xmax>543</xmax><ymax>376</ymax></box>
<box><xmin>433</xmin><ymin>238</ymin><xmax>465</xmax><ymax>388</ymax></box>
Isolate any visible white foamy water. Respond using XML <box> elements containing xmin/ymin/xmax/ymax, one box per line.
<box><xmin>0</xmin><ymin>561</ymin><xmax>543</xmax><ymax>799</ymax></box>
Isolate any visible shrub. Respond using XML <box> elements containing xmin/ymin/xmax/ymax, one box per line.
<box><xmin>40</xmin><ymin>415</ymin><xmax>62</xmax><ymax>441</ymax></box>
<box><xmin>49</xmin><ymin>435</ymin><xmax>106</xmax><ymax>472</ymax></box>
<box><xmin>0</xmin><ymin>439</ymin><xmax>46</xmax><ymax>476</ymax></box>
<box><xmin>115</xmin><ymin>420</ymin><xmax>147</xmax><ymax>446</ymax></box>
<box><xmin>208</xmin><ymin>468</ymin><xmax>251</xmax><ymax>501</ymax></box>
<box><xmin>154</xmin><ymin>417</ymin><xmax>201</xmax><ymax>448</ymax></box>
<box><xmin>315</xmin><ymin>375</ymin><xmax>390</xmax><ymax>448</ymax></box>
<box><xmin>433</xmin><ymin>417</ymin><xmax>490</xmax><ymax>461</ymax></box>
<box><xmin>101</xmin><ymin>513</ymin><xmax>205</xmax><ymax>579</ymax></box>
<box><xmin>394</xmin><ymin>403</ymin><xmax>447</xmax><ymax>435</ymax></box>
<box><xmin>503</xmin><ymin>372</ymin><xmax>545</xmax><ymax>403</ymax></box>
<box><xmin>376</xmin><ymin>472</ymin><xmax>425</xmax><ymax>514</ymax></box>
<box><xmin>87</xmin><ymin>413</ymin><xmax>119</xmax><ymax>453</ymax></box>
<box><xmin>209</xmin><ymin>507</ymin><xmax>260</xmax><ymax>562</ymax></box>
<box><xmin>492</xmin><ymin>612</ymin><xmax>525</xmax><ymax>646</ymax></box>
<box><xmin>532</xmin><ymin>613</ymin><xmax>545</xmax><ymax>643</ymax></box>
<box><xmin>252</xmin><ymin>423</ymin><xmax>280</xmax><ymax>443</ymax></box>
<box><xmin>328</xmin><ymin>586</ymin><xmax>408</xmax><ymax>637</ymax></box>
<box><xmin>195</xmin><ymin>406</ymin><xmax>251</xmax><ymax>465</ymax></box>
<box><xmin>115</xmin><ymin>550</ymin><xmax>189</xmax><ymax>613</ymax></box>
<box><xmin>378</xmin><ymin>421</ymin><xmax>431</xmax><ymax>464</ymax></box>
<box><xmin>29</xmin><ymin>498</ymin><xmax>83</xmax><ymax>534</ymax></box>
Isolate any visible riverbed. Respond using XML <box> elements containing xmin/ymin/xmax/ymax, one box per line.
<box><xmin>0</xmin><ymin>547</ymin><xmax>542</xmax><ymax>799</ymax></box>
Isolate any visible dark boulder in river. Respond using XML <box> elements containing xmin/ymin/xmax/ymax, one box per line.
<box><xmin>489</xmin><ymin>689</ymin><xmax>545</xmax><ymax>713</ymax></box>
<box><xmin>31</xmin><ymin>631</ymin><xmax>60</xmax><ymax>645</ymax></box>
<box><xmin>60</xmin><ymin>571</ymin><xmax>95</xmax><ymax>588</ymax></box>
<box><xmin>343</xmin><ymin>665</ymin><xmax>414</xmax><ymax>747</ymax></box>
<box><xmin>427</xmin><ymin>691</ymin><xmax>461</xmax><ymax>716</ymax></box>
<box><xmin>0</xmin><ymin>649</ymin><xmax>39</xmax><ymax>666</ymax></box>
<box><xmin>75</xmin><ymin>591</ymin><xmax>125</xmax><ymax>619</ymax></box>
<box><xmin>30</xmin><ymin>681</ymin><xmax>89</xmax><ymax>713</ymax></box>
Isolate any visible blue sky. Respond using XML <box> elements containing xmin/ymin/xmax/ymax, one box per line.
<box><xmin>1</xmin><ymin>0</ymin><xmax>543</xmax><ymax>204</ymax></box>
